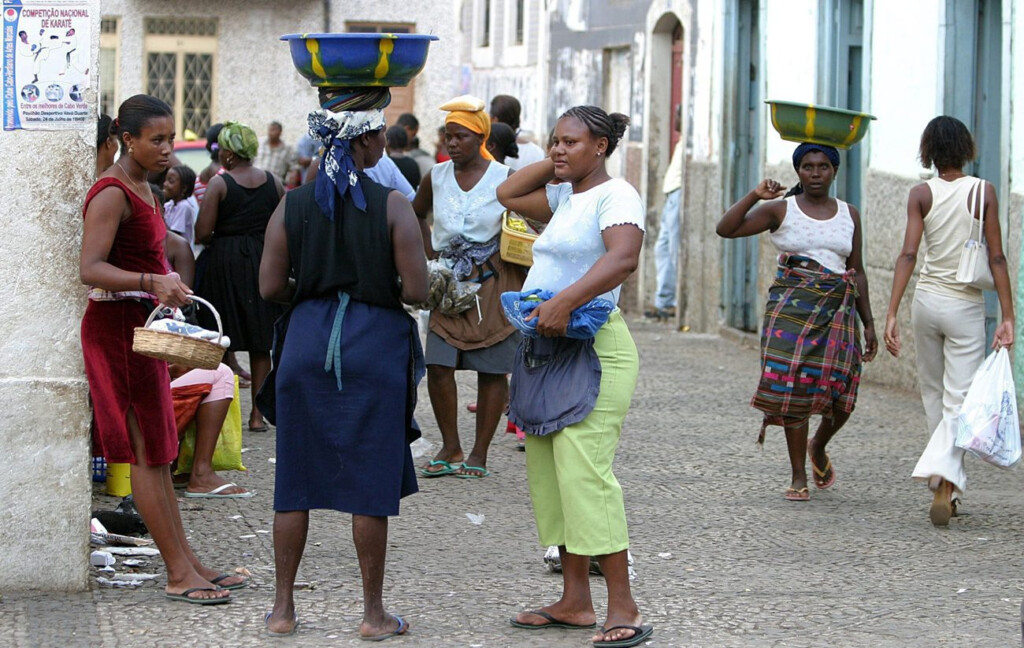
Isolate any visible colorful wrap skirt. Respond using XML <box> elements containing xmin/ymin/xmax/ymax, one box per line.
<box><xmin>752</xmin><ymin>255</ymin><xmax>862</xmax><ymax>442</ymax></box>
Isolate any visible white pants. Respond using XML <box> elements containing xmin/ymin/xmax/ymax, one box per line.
<box><xmin>910</xmin><ymin>290</ymin><xmax>986</xmax><ymax>493</ymax></box>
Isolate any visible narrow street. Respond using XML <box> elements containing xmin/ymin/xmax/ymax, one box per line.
<box><xmin>3</xmin><ymin>318</ymin><xmax>1022</xmax><ymax>647</ymax></box>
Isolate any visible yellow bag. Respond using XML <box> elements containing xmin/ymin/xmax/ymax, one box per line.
<box><xmin>175</xmin><ymin>376</ymin><xmax>246</xmax><ymax>474</ymax></box>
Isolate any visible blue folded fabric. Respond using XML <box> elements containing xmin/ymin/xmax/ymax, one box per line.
<box><xmin>500</xmin><ymin>289</ymin><xmax>614</xmax><ymax>339</ymax></box>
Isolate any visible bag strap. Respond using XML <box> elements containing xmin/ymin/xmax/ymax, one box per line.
<box><xmin>969</xmin><ymin>178</ymin><xmax>986</xmax><ymax>243</ymax></box>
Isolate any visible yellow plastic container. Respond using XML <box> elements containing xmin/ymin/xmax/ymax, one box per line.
<box><xmin>499</xmin><ymin>211</ymin><xmax>539</xmax><ymax>267</ymax></box>
<box><xmin>106</xmin><ymin>462</ymin><xmax>132</xmax><ymax>497</ymax></box>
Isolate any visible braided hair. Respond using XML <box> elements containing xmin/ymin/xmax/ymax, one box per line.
<box><xmin>559</xmin><ymin>105</ymin><xmax>629</xmax><ymax>155</ymax></box>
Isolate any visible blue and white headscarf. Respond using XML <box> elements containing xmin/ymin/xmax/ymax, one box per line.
<box><xmin>308</xmin><ymin>108</ymin><xmax>386</xmax><ymax>219</ymax></box>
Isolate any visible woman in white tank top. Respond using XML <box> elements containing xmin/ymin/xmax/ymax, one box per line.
<box><xmin>884</xmin><ymin>116</ymin><xmax>1015</xmax><ymax>526</ymax></box>
<box><xmin>717</xmin><ymin>143</ymin><xmax>877</xmax><ymax>502</ymax></box>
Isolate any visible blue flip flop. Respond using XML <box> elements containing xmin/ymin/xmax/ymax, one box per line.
<box><xmin>420</xmin><ymin>460</ymin><xmax>460</xmax><ymax>478</ymax></box>
<box><xmin>360</xmin><ymin>614</ymin><xmax>408</xmax><ymax>641</ymax></box>
<box><xmin>264</xmin><ymin>610</ymin><xmax>299</xmax><ymax>637</ymax></box>
<box><xmin>592</xmin><ymin>624</ymin><xmax>653</xmax><ymax>647</ymax></box>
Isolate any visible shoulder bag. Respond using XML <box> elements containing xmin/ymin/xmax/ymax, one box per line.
<box><xmin>955</xmin><ymin>178</ymin><xmax>996</xmax><ymax>291</ymax></box>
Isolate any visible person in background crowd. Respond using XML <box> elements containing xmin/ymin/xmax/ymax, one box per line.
<box><xmin>80</xmin><ymin>94</ymin><xmax>240</xmax><ymax>604</ymax></box>
<box><xmin>397</xmin><ymin>112</ymin><xmax>435</xmax><ymax>179</ymax></box>
<box><xmin>195</xmin><ymin>121</ymin><xmax>286</xmax><ymax>433</ymax></box>
<box><xmin>163</xmin><ymin>164</ymin><xmax>198</xmax><ymax>247</ymax></box>
<box><xmin>194</xmin><ymin>123</ymin><xmax>224</xmax><ymax>206</ymax></box>
<box><xmin>253</xmin><ymin>121</ymin><xmax>296</xmax><ymax>183</ymax></box>
<box><xmin>497</xmin><ymin>105</ymin><xmax>651</xmax><ymax>647</ymax></box>
<box><xmin>490</xmin><ymin>94</ymin><xmax>546</xmax><ymax>170</ymax></box>
<box><xmin>647</xmin><ymin>105</ymin><xmax>684</xmax><ymax>320</ymax></box>
<box><xmin>366</xmin><ymin>150</ymin><xmax>417</xmax><ymax>202</ymax></box>
<box><xmin>385</xmin><ymin>125</ymin><xmax>421</xmax><ymax>189</ymax></box>
<box><xmin>96</xmin><ymin>113</ymin><xmax>118</xmax><ymax>177</ymax></box>
<box><xmin>295</xmin><ymin>130</ymin><xmax>318</xmax><ymax>175</ymax></box>
<box><xmin>884</xmin><ymin>116</ymin><xmax>1015</xmax><ymax>526</ymax></box>
<box><xmin>487</xmin><ymin>122</ymin><xmax>519</xmax><ymax>166</ymax></box>
<box><xmin>434</xmin><ymin>126</ymin><xmax>450</xmax><ymax>163</ymax></box>
<box><xmin>412</xmin><ymin>95</ymin><xmax>523</xmax><ymax>480</ymax></box>
<box><xmin>716</xmin><ymin>142</ymin><xmax>877</xmax><ymax>502</ymax></box>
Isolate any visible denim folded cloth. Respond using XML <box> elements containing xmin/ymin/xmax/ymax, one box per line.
<box><xmin>500</xmin><ymin>289</ymin><xmax>614</xmax><ymax>339</ymax></box>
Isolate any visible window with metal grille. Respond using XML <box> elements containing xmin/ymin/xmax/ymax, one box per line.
<box><xmin>99</xmin><ymin>18</ymin><xmax>119</xmax><ymax>117</ymax></box>
<box><xmin>144</xmin><ymin>19</ymin><xmax>216</xmax><ymax>138</ymax></box>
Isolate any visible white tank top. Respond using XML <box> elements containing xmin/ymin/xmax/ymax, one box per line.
<box><xmin>769</xmin><ymin>196</ymin><xmax>854</xmax><ymax>273</ymax></box>
<box><xmin>429</xmin><ymin>160</ymin><xmax>509</xmax><ymax>251</ymax></box>
<box><xmin>916</xmin><ymin>176</ymin><xmax>985</xmax><ymax>303</ymax></box>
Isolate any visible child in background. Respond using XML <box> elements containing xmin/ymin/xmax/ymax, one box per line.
<box><xmin>163</xmin><ymin>165</ymin><xmax>198</xmax><ymax>246</ymax></box>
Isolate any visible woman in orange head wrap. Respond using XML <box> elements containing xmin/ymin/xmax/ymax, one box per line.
<box><xmin>411</xmin><ymin>95</ymin><xmax>524</xmax><ymax>480</ymax></box>
<box><xmin>442</xmin><ymin>96</ymin><xmax>494</xmax><ymax>161</ymax></box>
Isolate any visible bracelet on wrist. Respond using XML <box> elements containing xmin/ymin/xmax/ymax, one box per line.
<box><xmin>139</xmin><ymin>273</ymin><xmax>145</xmax><ymax>291</ymax></box>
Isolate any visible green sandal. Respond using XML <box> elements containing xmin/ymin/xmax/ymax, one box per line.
<box><xmin>420</xmin><ymin>459</ymin><xmax>460</xmax><ymax>478</ymax></box>
<box><xmin>456</xmin><ymin>465</ymin><xmax>490</xmax><ymax>479</ymax></box>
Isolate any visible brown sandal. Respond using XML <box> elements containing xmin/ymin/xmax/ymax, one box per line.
<box><xmin>785</xmin><ymin>487</ymin><xmax>810</xmax><ymax>501</ymax></box>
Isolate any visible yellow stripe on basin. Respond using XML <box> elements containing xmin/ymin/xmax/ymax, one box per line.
<box><xmin>805</xmin><ymin>106</ymin><xmax>816</xmax><ymax>140</ymax></box>
<box><xmin>842</xmin><ymin>115</ymin><xmax>863</xmax><ymax>146</ymax></box>
<box><xmin>306</xmin><ymin>39</ymin><xmax>327</xmax><ymax>80</ymax></box>
<box><xmin>375</xmin><ymin>39</ymin><xmax>394</xmax><ymax>80</ymax></box>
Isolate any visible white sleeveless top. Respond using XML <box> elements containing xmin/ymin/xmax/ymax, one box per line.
<box><xmin>769</xmin><ymin>196</ymin><xmax>854</xmax><ymax>273</ymax></box>
<box><xmin>916</xmin><ymin>176</ymin><xmax>985</xmax><ymax>303</ymax></box>
<box><xmin>429</xmin><ymin>160</ymin><xmax>509</xmax><ymax>251</ymax></box>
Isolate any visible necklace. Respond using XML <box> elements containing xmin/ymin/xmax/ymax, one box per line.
<box><xmin>115</xmin><ymin>161</ymin><xmax>156</xmax><ymax>213</ymax></box>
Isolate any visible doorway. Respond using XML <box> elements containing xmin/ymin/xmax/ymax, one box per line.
<box><xmin>817</xmin><ymin>0</ymin><xmax>864</xmax><ymax>206</ymax></box>
<box><xmin>721</xmin><ymin>0</ymin><xmax>761</xmax><ymax>331</ymax></box>
<box><xmin>944</xmin><ymin>0</ymin><xmax>1004</xmax><ymax>342</ymax></box>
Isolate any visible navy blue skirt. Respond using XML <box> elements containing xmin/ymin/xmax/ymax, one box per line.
<box><xmin>273</xmin><ymin>297</ymin><xmax>418</xmax><ymax>516</ymax></box>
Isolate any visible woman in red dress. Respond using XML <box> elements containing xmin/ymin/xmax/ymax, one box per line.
<box><xmin>81</xmin><ymin>95</ymin><xmax>240</xmax><ymax>604</ymax></box>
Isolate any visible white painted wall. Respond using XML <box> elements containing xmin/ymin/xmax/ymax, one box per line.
<box><xmin>1010</xmin><ymin>2</ymin><xmax>1024</xmax><ymax>194</ymax></box>
<box><xmin>0</xmin><ymin>0</ymin><xmax>100</xmax><ymax>591</ymax></box>
<box><xmin>690</xmin><ymin>0</ymin><xmax>720</xmax><ymax>162</ymax></box>
<box><xmin>866</xmin><ymin>0</ymin><xmax>942</xmax><ymax>177</ymax></box>
<box><xmin>763</xmin><ymin>0</ymin><xmax>818</xmax><ymax>165</ymax></box>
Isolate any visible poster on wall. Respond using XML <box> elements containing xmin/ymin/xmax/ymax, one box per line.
<box><xmin>3</xmin><ymin>0</ymin><xmax>90</xmax><ymax>131</ymax></box>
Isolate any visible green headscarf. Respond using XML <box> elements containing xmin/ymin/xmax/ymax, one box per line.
<box><xmin>218</xmin><ymin>121</ymin><xmax>259</xmax><ymax>160</ymax></box>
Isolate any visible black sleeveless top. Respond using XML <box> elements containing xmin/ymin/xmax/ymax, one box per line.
<box><xmin>215</xmin><ymin>171</ymin><xmax>280</xmax><ymax>237</ymax></box>
<box><xmin>284</xmin><ymin>174</ymin><xmax>403</xmax><ymax>310</ymax></box>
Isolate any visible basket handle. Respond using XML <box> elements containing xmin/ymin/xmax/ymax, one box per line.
<box><xmin>142</xmin><ymin>295</ymin><xmax>223</xmax><ymax>345</ymax></box>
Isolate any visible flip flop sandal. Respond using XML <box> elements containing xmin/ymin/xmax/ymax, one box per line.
<box><xmin>455</xmin><ymin>465</ymin><xmax>490</xmax><ymax>479</ymax></box>
<box><xmin>420</xmin><ymin>460</ymin><xmax>460</xmax><ymax>477</ymax></box>
<box><xmin>784</xmin><ymin>487</ymin><xmax>810</xmax><ymax>501</ymax></box>
<box><xmin>211</xmin><ymin>573</ymin><xmax>248</xmax><ymax>590</ymax></box>
<box><xmin>264</xmin><ymin>610</ymin><xmax>299</xmax><ymax>637</ymax></box>
<box><xmin>165</xmin><ymin>587</ymin><xmax>231</xmax><ymax>605</ymax></box>
<box><xmin>360</xmin><ymin>614</ymin><xmax>408</xmax><ymax>641</ymax></box>
<box><xmin>181</xmin><ymin>483</ymin><xmax>252</xmax><ymax>497</ymax></box>
<box><xmin>592</xmin><ymin>624</ymin><xmax>654</xmax><ymax>647</ymax></box>
<box><xmin>510</xmin><ymin>609</ymin><xmax>597</xmax><ymax>630</ymax></box>
<box><xmin>810</xmin><ymin>453</ymin><xmax>836</xmax><ymax>489</ymax></box>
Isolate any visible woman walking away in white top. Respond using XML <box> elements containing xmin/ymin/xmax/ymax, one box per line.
<box><xmin>884</xmin><ymin>115</ymin><xmax>1014</xmax><ymax>527</ymax></box>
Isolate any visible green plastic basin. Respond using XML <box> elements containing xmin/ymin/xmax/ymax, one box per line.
<box><xmin>766</xmin><ymin>100</ymin><xmax>876</xmax><ymax>149</ymax></box>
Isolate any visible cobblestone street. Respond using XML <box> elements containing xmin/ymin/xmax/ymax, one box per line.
<box><xmin>3</xmin><ymin>318</ymin><xmax>1024</xmax><ymax>647</ymax></box>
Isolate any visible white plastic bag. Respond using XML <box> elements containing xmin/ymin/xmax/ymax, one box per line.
<box><xmin>955</xmin><ymin>347</ymin><xmax>1021</xmax><ymax>467</ymax></box>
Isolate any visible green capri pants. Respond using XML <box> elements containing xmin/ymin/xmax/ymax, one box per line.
<box><xmin>524</xmin><ymin>310</ymin><xmax>639</xmax><ymax>556</ymax></box>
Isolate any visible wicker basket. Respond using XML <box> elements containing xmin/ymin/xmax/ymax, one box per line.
<box><xmin>133</xmin><ymin>295</ymin><xmax>226</xmax><ymax>370</ymax></box>
<box><xmin>499</xmin><ymin>211</ymin><xmax>539</xmax><ymax>267</ymax></box>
